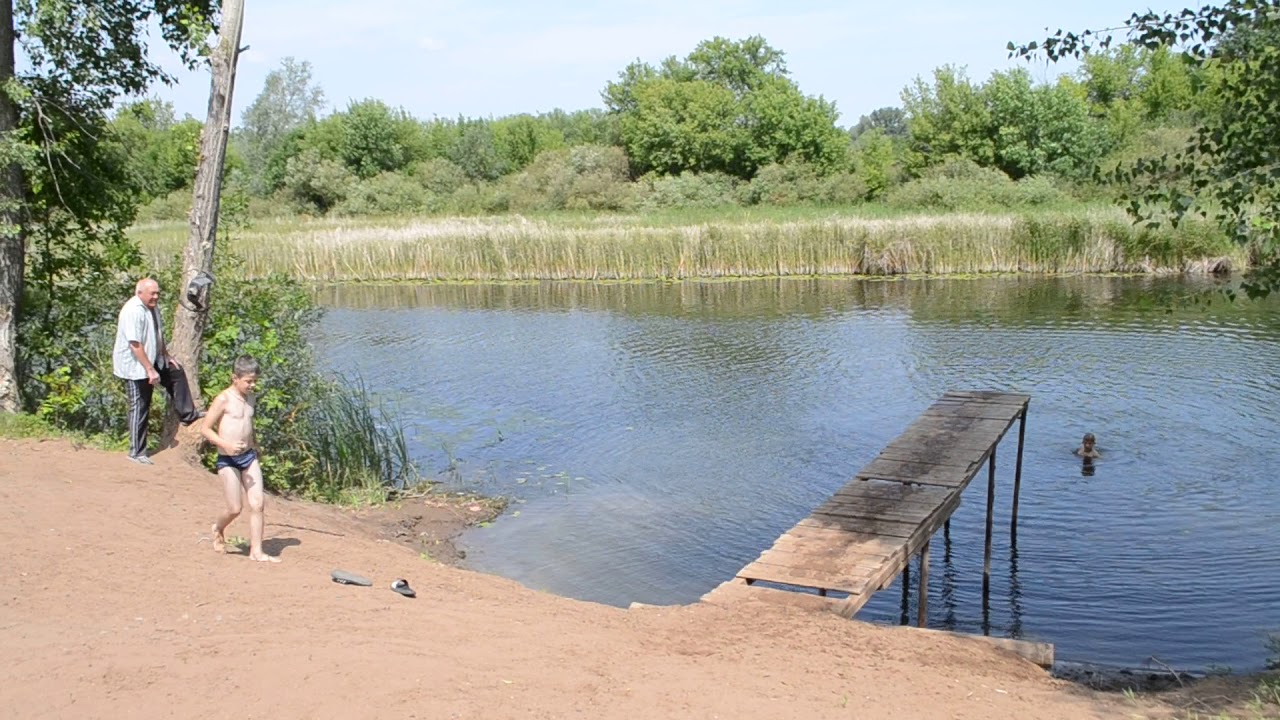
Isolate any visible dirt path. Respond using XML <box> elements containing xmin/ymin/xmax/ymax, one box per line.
<box><xmin>1</xmin><ymin>437</ymin><xmax>1138</xmax><ymax>719</ymax></box>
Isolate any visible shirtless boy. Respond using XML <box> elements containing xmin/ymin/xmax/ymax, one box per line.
<box><xmin>1074</xmin><ymin>432</ymin><xmax>1101</xmax><ymax>460</ymax></box>
<box><xmin>203</xmin><ymin>356</ymin><xmax>280</xmax><ymax>562</ymax></box>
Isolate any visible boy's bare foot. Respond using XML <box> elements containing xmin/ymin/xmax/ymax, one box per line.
<box><xmin>211</xmin><ymin>524</ymin><xmax>226</xmax><ymax>553</ymax></box>
<box><xmin>249</xmin><ymin>552</ymin><xmax>281</xmax><ymax>563</ymax></box>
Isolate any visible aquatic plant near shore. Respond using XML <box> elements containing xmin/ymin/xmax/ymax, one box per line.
<box><xmin>133</xmin><ymin>209</ymin><xmax>1242</xmax><ymax>282</ymax></box>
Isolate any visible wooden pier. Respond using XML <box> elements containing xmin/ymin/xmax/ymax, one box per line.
<box><xmin>703</xmin><ymin>390</ymin><xmax>1029</xmax><ymax>627</ymax></box>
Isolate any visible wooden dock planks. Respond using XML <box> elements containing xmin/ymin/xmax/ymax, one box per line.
<box><xmin>703</xmin><ymin>390</ymin><xmax>1028</xmax><ymax>619</ymax></box>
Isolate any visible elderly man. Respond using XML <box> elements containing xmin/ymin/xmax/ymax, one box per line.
<box><xmin>112</xmin><ymin>278</ymin><xmax>203</xmax><ymax>464</ymax></box>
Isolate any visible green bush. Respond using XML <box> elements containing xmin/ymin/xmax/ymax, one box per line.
<box><xmin>501</xmin><ymin>145</ymin><xmax>635</xmax><ymax>212</ymax></box>
<box><xmin>282</xmin><ymin>148</ymin><xmax>355</xmax><ymax>214</ymax></box>
<box><xmin>740</xmin><ymin>159</ymin><xmax>867</xmax><ymax>206</ymax></box>
<box><xmin>410</xmin><ymin>158</ymin><xmax>469</xmax><ymax>197</ymax></box>
<box><xmin>636</xmin><ymin>171</ymin><xmax>740</xmax><ymax>210</ymax></box>
<box><xmin>335</xmin><ymin>172</ymin><xmax>430</xmax><ymax>216</ymax></box>
<box><xmin>883</xmin><ymin>159</ymin><xmax>1068</xmax><ymax>211</ymax></box>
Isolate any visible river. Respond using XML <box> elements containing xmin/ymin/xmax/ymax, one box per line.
<box><xmin>314</xmin><ymin>275</ymin><xmax>1280</xmax><ymax>671</ymax></box>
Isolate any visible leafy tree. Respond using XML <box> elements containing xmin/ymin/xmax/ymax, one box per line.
<box><xmin>112</xmin><ymin>99</ymin><xmax>203</xmax><ymax>200</ymax></box>
<box><xmin>984</xmin><ymin>69</ymin><xmax>1103</xmax><ymax>179</ymax></box>
<box><xmin>1011</xmin><ymin>1</ymin><xmax>1280</xmax><ymax>297</ymax></box>
<box><xmin>901</xmin><ymin>66</ymin><xmax>995</xmax><ymax>172</ymax></box>
<box><xmin>493</xmin><ymin>114</ymin><xmax>565</xmax><ymax>172</ymax></box>
<box><xmin>620</xmin><ymin>78</ymin><xmax>742</xmax><ymax>176</ymax></box>
<box><xmin>339</xmin><ymin>99</ymin><xmax>412</xmax><ymax>179</ymax></box>
<box><xmin>604</xmin><ymin>36</ymin><xmax>847</xmax><ymax>179</ymax></box>
<box><xmin>849</xmin><ymin>106</ymin><xmax>908</xmax><ymax>140</ymax></box>
<box><xmin>237</xmin><ymin>57</ymin><xmax>326</xmax><ymax>194</ymax></box>
<box><xmin>282</xmin><ymin>148</ymin><xmax>352</xmax><ymax>214</ymax></box>
<box><xmin>902</xmin><ymin>66</ymin><xmax>1104</xmax><ymax>180</ymax></box>
<box><xmin>448</xmin><ymin>118</ymin><xmax>507</xmax><ymax>181</ymax></box>
<box><xmin>851</xmin><ymin>128</ymin><xmax>900</xmax><ymax>198</ymax></box>
<box><xmin>538</xmin><ymin>108</ymin><xmax>619</xmax><ymax>147</ymax></box>
<box><xmin>0</xmin><ymin>0</ymin><xmax>218</xmax><ymax>412</ymax></box>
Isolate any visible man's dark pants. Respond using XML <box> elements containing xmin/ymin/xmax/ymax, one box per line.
<box><xmin>122</xmin><ymin>365</ymin><xmax>200</xmax><ymax>458</ymax></box>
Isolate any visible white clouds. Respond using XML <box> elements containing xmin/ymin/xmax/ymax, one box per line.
<box><xmin>417</xmin><ymin>36</ymin><xmax>446</xmax><ymax>51</ymax></box>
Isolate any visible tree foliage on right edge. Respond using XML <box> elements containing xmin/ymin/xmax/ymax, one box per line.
<box><xmin>1011</xmin><ymin>1</ymin><xmax>1280</xmax><ymax>298</ymax></box>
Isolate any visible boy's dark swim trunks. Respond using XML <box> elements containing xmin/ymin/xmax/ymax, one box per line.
<box><xmin>215</xmin><ymin>449</ymin><xmax>258</xmax><ymax>471</ymax></box>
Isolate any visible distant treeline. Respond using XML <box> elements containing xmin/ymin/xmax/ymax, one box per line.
<box><xmin>115</xmin><ymin>36</ymin><xmax>1217</xmax><ymax>221</ymax></box>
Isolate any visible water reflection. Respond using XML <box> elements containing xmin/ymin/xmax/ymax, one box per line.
<box><xmin>314</xmin><ymin>275</ymin><xmax>1280</xmax><ymax>671</ymax></box>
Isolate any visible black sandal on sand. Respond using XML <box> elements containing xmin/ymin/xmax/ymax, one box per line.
<box><xmin>331</xmin><ymin>569</ymin><xmax>373</xmax><ymax>586</ymax></box>
<box><xmin>391</xmin><ymin>578</ymin><xmax>416</xmax><ymax>598</ymax></box>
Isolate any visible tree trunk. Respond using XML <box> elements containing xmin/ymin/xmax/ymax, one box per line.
<box><xmin>163</xmin><ymin>0</ymin><xmax>245</xmax><ymax>450</ymax></box>
<box><xmin>0</xmin><ymin>0</ymin><xmax>25</xmax><ymax>414</ymax></box>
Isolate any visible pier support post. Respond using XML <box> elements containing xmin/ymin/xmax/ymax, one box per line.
<box><xmin>917</xmin><ymin>539</ymin><xmax>930</xmax><ymax>628</ymax></box>
<box><xmin>1011</xmin><ymin>406</ymin><xmax>1027</xmax><ymax>544</ymax></box>
<box><xmin>983</xmin><ymin>445</ymin><xmax>996</xmax><ymax>596</ymax></box>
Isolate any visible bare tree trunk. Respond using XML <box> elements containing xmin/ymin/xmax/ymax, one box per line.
<box><xmin>0</xmin><ymin>0</ymin><xmax>25</xmax><ymax>414</ymax></box>
<box><xmin>163</xmin><ymin>0</ymin><xmax>245</xmax><ymax>450</ymax></box>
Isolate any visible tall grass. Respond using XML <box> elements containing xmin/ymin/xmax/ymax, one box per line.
<box><xmin>301</xmin><ymin>376</ymin><xmax>417</xmax><ymax>502</ymax></box>
<box><xmin>132</xmin><ymin>207</ymin><xmax>1245</xmax><ymax>282</ymax></box>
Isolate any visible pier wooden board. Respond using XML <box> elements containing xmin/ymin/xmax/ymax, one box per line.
<box><xmin>709</xmin><ymin>390</ymin><xmax>1028</xmax><ymax>617</ymax></box>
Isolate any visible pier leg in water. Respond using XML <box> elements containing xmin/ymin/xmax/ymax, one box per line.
<box><xmin>917</xmin><ymin>539</ymin><xmax>930</xmax><ymax>628</ymax></box>
<box><xmin>899</xmin><ymin>562</ymin><xmax>911</xmax><ymax>626</ymax></box>
<box><xmin>984</xmin><ymin>445</ymin><xmax>997</xmax><ymax>596</ymax></box>
<box><xmin>1011</xmin><ymin>407</ymin><xmax>1027</xmax><ymax>544</ymax></box>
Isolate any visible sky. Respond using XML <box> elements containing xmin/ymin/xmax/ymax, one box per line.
<box><xmin>150</xmin><ymin>0</ymin><xmax>1189</xmax><ymax>128</ymax></box>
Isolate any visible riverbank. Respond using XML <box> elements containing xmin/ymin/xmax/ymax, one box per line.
<box><xmin>5</xmin><ymin>436</ymin><xmax>1277</xmax><ymax>718</ymax></box>
<box><xmin>0</xmin><ymin>435</ymin><xmax>1180</xmax><ymax>719</ymax></box>
<box><xmin>130</xmin><ymin>206</ymin><xmax>1244</xmax><ymax>282</ymax></box>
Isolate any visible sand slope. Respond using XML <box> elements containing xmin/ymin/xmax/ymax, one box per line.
<box><xmin>0</xmin><ymin>438</ymin><xmax>1126</xmax><ymax>719</ymax></box>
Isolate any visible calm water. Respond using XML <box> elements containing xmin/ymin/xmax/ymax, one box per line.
<box><xmin>313</xmin><ymin>276</ymin><xmax>1280</xmax><ymax>671</ymax></box>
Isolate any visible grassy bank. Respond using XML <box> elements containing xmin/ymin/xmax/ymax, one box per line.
<box><xmin>131</xmin><ymin>206</ymin><xmax>1245</xmax><ymax>282</ymax></box>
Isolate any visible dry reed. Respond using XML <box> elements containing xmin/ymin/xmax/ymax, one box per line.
<box><xmin>132</xmin><ymin>209</ymin><xmax>1245</xmax><ymax>281</ymax></box>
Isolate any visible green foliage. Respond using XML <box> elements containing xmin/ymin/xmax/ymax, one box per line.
<box><xmin>111</xmin><ymin>99</ymin><xmax>201</xmax><ymax>200</ymax></box>
<box><xmin>621</xmin><ymin>78</ymin><xmax>742</xmax><ymax>176</ymax></box>
<box><xmin>637</xmin><ymin>171</ymin><xmax>740</xmax><ymax>210</ymax></box>
<box><xmin>448</xmin><ymin>119</ymin><xmax>508</xmax><ymax>182</ymax></box>
<box><xmin>303</xmin><ymin>375</ymin><xmax>415</xmax><ymax>501</ymax></box>
<box><xmin>1012</xmin><ymin>0</ymin><xmax>1280</xmax><ymax>298</ymax></box>
<box><xmin>237</xmin><ymin>57</ymin><xmax>327</xmax><ymax>195</ymax></box>
<box><xmin>502</xmin><ymin>145</ymin><xmax>634</xmax><ymax>212</ymax></box>
<box><xmin>492</xmin><ymin>114</ymin><xmax>566</xmax><ymax>172</ymax></box>
<box><xmin>538</xmin><ymin>108</ymin><xmax>620</xmax><ymax>147</ymax></box>
<box><xmin>883</xmin><ymin>159</ymin><xmax>1068</xmax><ymax>211</ymax></box>
<box><xmin>17</xmin><ymin>94</ymin><xmax>148</xmax><ymax>430</ymax></box>
<box><xmin>903</xmin><ymin>66</ymin><xmax>1104</xmax><ymax>180</ymax></box>
<box><xmin>339</xmin><ymin>99</ymin><xmax>417</xmax><ymax>179</ymax></box>
<box><xmin>336</xmin><ymin>172</ymin><xmax>429</xmax><ymax>216</ymax></box>
<box><xmin>740</xmin><ymin>158</ymin><xmax>866</xmax><ymax>206</ymax></box>
<box><xmin>606</xmin><ymin>36</ymin><xmax>848</xmax><ymax>179</ymax></box>
<box><xmin>410</xmin><ymin>158</ymin><xmax>469</xmax><ymax>197</ymax></box>
<box><xmin>901</xmin><ymin>66</ymin><xmax>995</xmax><ymax>172</ymax></box>
<box><xmin>851</xmin><ymin>129</ymin><xmax>902</xmax><ymax>199</ymax></box>
<box><xmin>281</xmin><ymin>148</ymin><xmax>354</xmax><ymax>214</ymax></box>
<box><xmin>13</xmin><ymin>0</ymin><xmax>218</xmax><ymax>113</ymax></box>
<box><xmin>850</xmin><ymin>107</ymin><xmax>908</xmax><ymax>140</ymax></box>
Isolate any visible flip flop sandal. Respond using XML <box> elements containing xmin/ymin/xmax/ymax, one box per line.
<box><xmin>391</xmin><ymin>578</ymin><xmax>416</xmax><ymax>598</ymax></box>
<box><xmin>331</xmin><ymin>569</ymin><xmax>373</xmax><ymax>586</ymax></box>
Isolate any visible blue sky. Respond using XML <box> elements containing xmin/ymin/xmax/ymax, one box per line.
<box><xmin>151</xmin><ymin>0</ymin><xmax>1187</xmax><ymax>128</ymax></box>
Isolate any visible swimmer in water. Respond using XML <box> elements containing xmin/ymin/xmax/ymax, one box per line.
<box><xmin>1074</xmin><ymin>432</ymin><xmax>1100</xmax><ymax>460</ymax></box>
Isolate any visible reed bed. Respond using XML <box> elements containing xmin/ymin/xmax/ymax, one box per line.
<box><xmin>133</xmin><ymin>209</ymin><xmax>1245</xmax><ymax>281</ymax></box>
